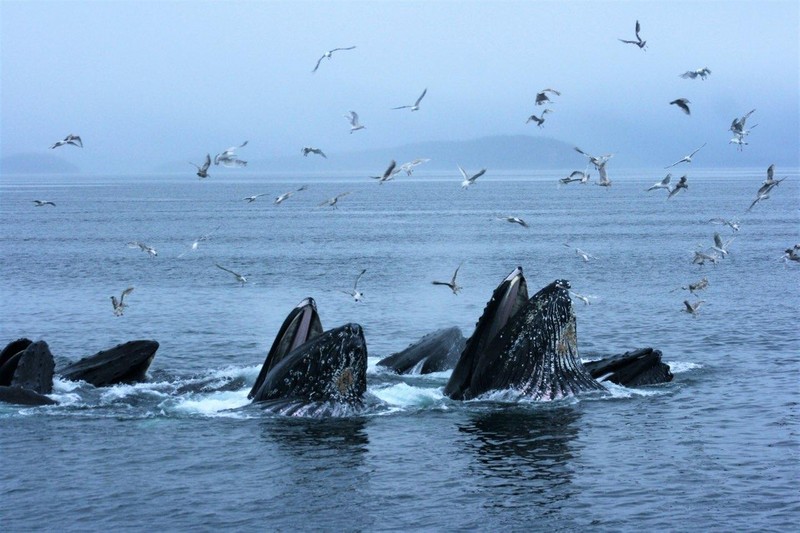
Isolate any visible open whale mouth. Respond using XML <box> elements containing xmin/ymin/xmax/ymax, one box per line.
<box><xmin>444</xmin><ymin>266</ymin><xmax>529</xmax><ymax>400</ymax></box>
<box><xmin>247</xmin><ymin>297</ymin><xmax>323</xmax><ymax>400</ymax></box>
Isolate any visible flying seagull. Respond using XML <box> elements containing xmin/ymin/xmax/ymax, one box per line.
<box><xmin>33</xmin><ymin>200</ymin><xmax>56</xmax><ymax>207</ymax></box>
<box><xmin>178</xmin><ymin>225</ymin><xmax>221</xmax><ymax>258</ymax></box>
<box><xmin>757</xmin><ymin>164</ymin><xmax>786</xmax><ymax>197</ymax></box>
<box><xmin>680</xmin><ymin>67</ymin><xmax>711</xmax><ymax>80</ymax></box>
<box><xmin>344</xmin><ymin>111</ymin><xmax>365</xmax><ymax>133</ymax></box>
<box><xmin>214</xmin><ymin>141</ymin><xmax>248</xmax><ymax>166</ymax></box>
<box><xmin>111</xmin><ymin>287</ymin><xmax>134</xmax><ymax>317</ymax></box>
<box><xmin>560</xmin><ymin>170</ymin><xmax>590</xmax><ymax>185</ymax></box>
<box><xmin>458</xmin><ymin>164</ymin><xmax>486</xmax><ymax>189</ymax></box>
<box><xmin>274</xmin><ymin>185</ymin><xmax>308</xmax><ymax>205</ymax></box>
<box><xmin>302</xmin><ymin>146</ymin><xmax>327</xmax><ymax>158</ymax></box>
<box><xmin>526</xmin><ymin>109</ymin><xmax>552</xmax><ymax>127</ymax></box>
<box><xmin>569</xmin><ymin>290</ymin><xmax>593</xmax><ymax>306</ymax></box>
<box><xmin>747</xmin><ymin>191</ymin><xmax>770</xmax><ymax>212</ymax></box>
<box><xmin>665</xmin><ymin>143</ymin><xmax>706</xmax><ymax>168</ymax></box>
<box><xmin>596</xmin><ymin>163</ymin><xmax>612</xmax><ymax>187</ymax></box>
<box><xmin>574</xmin><ymin>147</ymin><xmax>613</xmax><ymax>169</ymax></box>
<box><xmin>318</xmin><ymin>191</ymin><xmax>351</xmax><ymax>209</ymax></box>
<box><xmin>216</xmin><ymin>264</ymin><xmax>247</xmax><ymax>286</ymax></box>
<box><xmin>190</xmin><ymin>154</ymin><xmax>211</xmax><ymax>179</ymax></box>
<box><xmin>667</xmin><ymin>176</ymin><xmax>688</xmax><ymax>199</ymax></box>
<box><xmin>670</xmin><ymin>98</ymin><xmax>691</xmax><ymax>115</ymax></box>
<box><xmin>398</xmin><ymin>158</ymin><xmax>430</xmax><ymax>176</ymax></box>
<box><xmin>646</xmin><ymin>173</ymin><xmax>672</xmax><ymax>192</ymax></box>
<box><xmin>672</xmin><ymin>277</ymin><xmax>709</xmax><ymax>294</ymax></box>
<box><xmin>432</xmin><ymin>263</ymin><xmax>463</xmax><ymax>295</ymax></box>
<box><xmin>564</xmin><ymin>244</ymin><xmax>596</xmax><ymax>262</ymax></box>
<box><xmin>50</xmin><ymin>134</ymin><xmax>82</xmax><ymax>149</ymax></box>
<box><xmin>312</xmin><ymin>46</ymin><xmax>356</xmax><ymax>73</ymax></box>
<box><xmin>712</xmin><ymin>232</ymin><xmax>735</xmax><ymax>257</ymax></box>
<box><xmin>342</xmin><ymin>268</ymin><xmax>366</xmax><ymax>302</ymax></box>
<box><xmin>693</xmin><ymin>250</ymin><xmax>719</xmax><ymax>265</ymax></box>
<box><xmin>783</xmin><ymin>245</ymin><xmax>800</xmax><ymax>262</ymax></box>
<box><xmin>730</xmin><ymin>109</ymin><xmax>756</xmax><ymax>136</ymax></box>
<box><xmin>707</xmin><ymin>218</ymin><xmax>740</xmax><ymax>232</ymax></box>
<box><xmin>535</xmin><ymin>88</ymin><xmax>560</xmax><ymax>106</ymax></box>
<box><xmin>392</xmin><ymin>88</ymin><xmax>427</xmax><ymax>111</ymax></box>
<box><xmin>683</xmin><ymin>300</ymin><xmax>705</xmax><ymax>317</ymax></box>
<box><xmin>370</xmin><ymin>160</ymin><xmax>399</xmax><ymax>184</ymax></box>
<box><xmin>243</xmin><ymin>193</ymin><xmax>269</xmax><ymax>203</ymax></box>
<box><xmin>128</xmin><ymin>241</ymin><xmax>158</xmax><ymax>257</ymax></box>
<box><xmin>619</xmin><ymin>20</ymin><xmax>647</xmax><ymax>50</ymax></box>
<box><xmin>497</xmin><ymin>216</ymin><xmax>529</xmax><ymax>228</ymax></box>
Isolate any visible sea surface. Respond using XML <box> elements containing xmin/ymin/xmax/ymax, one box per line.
<box><xmin>1</xmin><ymin>169</ymin><xmax>798</xmax><ymax>531</ymax></box>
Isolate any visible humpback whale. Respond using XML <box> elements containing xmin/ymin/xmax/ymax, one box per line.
<box><xmin>250</xmin><ymin>298</ymin><xmax>368</xmax><ymax>416</ymax></box>
<box><xmin>59</xmin><ymin>340</ymin><xmax>159</xmax><ymax>387</ymax></box>
<box><xmin>583</xmin><ymin>348</ymin><xmax>673</xmax><ymax>387</ymax></box>
<box><xmin>445</xmin><ymin>267</ymin><xmax>605</xmax><ymax>401</ymax></box>
<box><xmin>0</xmin><ymin>340</ymin><xmax>57</xmax><ymax>405</ymax></box>
<box><xmin>377</xmin><ymin>327</ymin><xmax>466</xmax><ymax>374</ymax></box>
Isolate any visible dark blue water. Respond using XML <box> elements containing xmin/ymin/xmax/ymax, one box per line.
<box><xmin>1</xmin><ymin>170</ymin><xmax>798</xmax><ymax>530</ymax></box>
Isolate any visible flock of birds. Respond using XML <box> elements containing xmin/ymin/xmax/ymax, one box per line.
<box><xmin>40</xmin><ymin>23</ymin><xmax>796</xmax><ymax>318</ymax></box>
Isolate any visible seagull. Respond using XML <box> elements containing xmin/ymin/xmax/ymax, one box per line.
<box><xmin>535</xmin><ymin>88</ymin><xmax>560</xmax><ymax>105</ymax></box>
<box><xmin>370</xmin><ymin>160</ymin><xmax>399</xmax><ymax>184</ymax></box>
<box><xmin>667</xmin><ymin>176</ymin><xmax>688</xmax><ymax>199</ymax></box>
<box><xmin>216</xmin><ymin>264</ymin><xmax>247</xmax><ymax>286</ymax></box>
<box><xmin>344</xmin><ymin>111</ymin><xmax>365</xmax><ymax>133</ymax></box>
<box><xmin>128</xmin><ymin>241</ymin><xmax>157</xmax><ymax>257</ymax></box>
<box><xmin>670</xmin><ymin>98</ymin><xmax>691</xmax><ymax>115</ymax></box>
<box><xmin>757</xmin><ymin>164</ymin><xmax>786</xmax><ymax>196</ymax></box>
<box><xmin>312</xmin><ymin>46</ymin><xmax>356</xmax><ymax>73</ymax></box>
<box><xmin>783</xmin><ymin>245</ymin><xmax>800</xmax><ymax>262</ymax></box>
<box><xmin>747</xmin><ymin>191</ymin><xmax>770</xmax><ymax>212</ymax></box>
<box><xmin>33</xmin><ymin>200</ymin><xmax>56</xmax><ymax>207</ymax></box>
<box><xmin>214</xmin><ymin>141</ymin><xmax>248</xmax><ymax>166</ymax></box>
<box><xmin>680</xmin><ymin>68</ymin><xmax>711</xmax><ymax>80</ymax></box>
<box><xmin>50</xmin><ymin>134</ymin><xmax>82</xmax><ymax>149</ymax></box>
<box><xmin>243</xmin><ymin>193</ymin><xmax>269</xmax><ymax>203</ymax></box>
<box><xmin>730</xmin><ymin>109</ymin><xmax>756</xmax><ymax>136</ymax></box>
<box><xmin>569</xmin><ymin>290</ymin><xmax>593</xmax><ymax>305</ymax></box>
<box><xmin>665</xmin><ymin>143</ymin><xmax>706</xmax><ymax>168</ymax></box>
<box><xmin>707</xmin><ymin>218</ymin><xmax>740</xmax><ymax>232</ymax></box>
<box><xmin>318</xmin><ymin>191</ymin><xmax>351</xmax><ymax>209</ymax></box>
<box><xmin>729</xmin><ymin>136</ymin><xmax>748</xmax><ymax>151</ymax></box>
<box><xmin>559</xmin><ymin>170</ymin><xmax>590</xmax><ymax>185</ymax></box>
<box><xmin>574</xmin><ymin>147</ymin><xmax>613</xmax><ymax>169</ymax></box>
<box><xmin>681</xmin><ymin>277</ymin><xmax>709</xmax><ymax>294</ymax></box>
<box><xmin>342</xmin><ymin>268</ymin><xmax>366</xmax><ymax>302</ymax></box>
<box><xmin>683</xmin><ymin>300</ymin><xmax>705</xmax><ymax>317</ymax></box>
<box><xmin>178</xmin><ymin>225</ymin><xmax>221</xmax><ymax>258</ymax></box>
<box><xmin>712</xmin><ymin>232</ymin><xmax>735</xmax><ymax>257</ymax></box>
<box><xmin>190</xmin><ymin>154</ymin><xmax>212</xmax><ymax>179</ymax></box>
<box><xmin>526</xmin><ymin>109</ymin><xmax>552</xmax><ymax>127</ymax></box>
<box><xmin>564</xmin><ymin>244</ymin><xmax>596</xmax><ymax>262</ymax></box>
<box><xmin>398</xmin><ymin>158</ymin><xmax>430</xmax><ymax>176</ymax></box>
<box><xmin>693</xmin><ymin>250</ymin><xmax>719</xmax><ymax>265</ymax></box>
<box><xmin>646</xmin><ymin>173</ymin><xmax>672</xmax><ymax>192</ymax></box>
<box><xmin>497</xmin><ymin>216</ymin><xmax>529</xmax><ymax>228</ymax></box>
<box><xmin>111</xmin><ymin>287</ymin><xmax>134</xmax><ymax>317</ymax></box>
<box><xmin>392</xmin><ymin>88</ymin><xmax>427</xmax><ymax>111</ymax></box>
<box><xmin>458</xmin><ymin>164</ymin><xmax>486</xmax><ymax>189</ymax></box>
<box><xmin>301</xmin><ymin>146</ymin><xmax>327</xmax><ymax>158</ymax></box>
<box><xmin>619</xmin><ymin>20</ymin><xmax>647</xmax><ymax>50</ymax></box>
<box><xmin>596</xmin><ymin>163</ymin><xmax>612</xmax><ymax>187</ymax></box>
<box><xmin>274</xmin><ymin>185</ymin><xmax>308</xmax><ymax>205</ymax></box>
<box><xmin>431</xmin><ymin>263</ymin><xmax>462</xmax><ymax>295</ymax></box>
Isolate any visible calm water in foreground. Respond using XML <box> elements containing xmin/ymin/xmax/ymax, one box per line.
<box><xmin>1</xmin><ymin>169</ymin><xmax>798</xmax><ymax>531</ymax></box>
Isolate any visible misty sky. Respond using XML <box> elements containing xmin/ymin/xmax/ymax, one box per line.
<box><xmin>1</xmin><ymin>0</ymin><xmax>798</xmax><ymax>173</ymax></box>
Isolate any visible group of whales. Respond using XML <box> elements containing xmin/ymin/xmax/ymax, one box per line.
<box><xmin>0</xmin><ymin>266</ymin><xmax>672</xmax><ymax>413</ymax></box>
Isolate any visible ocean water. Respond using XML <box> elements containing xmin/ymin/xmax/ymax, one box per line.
<box><xmin>1</xmin><ymin>169</ymin><xmax>798</xmax><ymax>531</ymax></box>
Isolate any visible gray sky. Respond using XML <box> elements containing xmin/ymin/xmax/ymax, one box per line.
<box><xmin>1</xmin><ymin>0</ymin><xmax>798</xmax><ymax>173</ymax></box>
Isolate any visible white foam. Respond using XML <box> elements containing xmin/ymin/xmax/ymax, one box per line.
<box><xmin>370</xmin><ymin>382</ymin><xmax>444</xmax><ymax>407</ymax></box>
<box><xmin>601</xmin><ymin>381</ymin><xmax>668</xmax><ymax>398</ymax></box>
<box><xmin>666</xmin><ymin>361</ymin><xmax>702</xmax><ymax>373</ymax></box>
<box><xmin>168</xmin><ymin>389</ymin><xmax>251</xmax><ymax>416</ymax></box>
